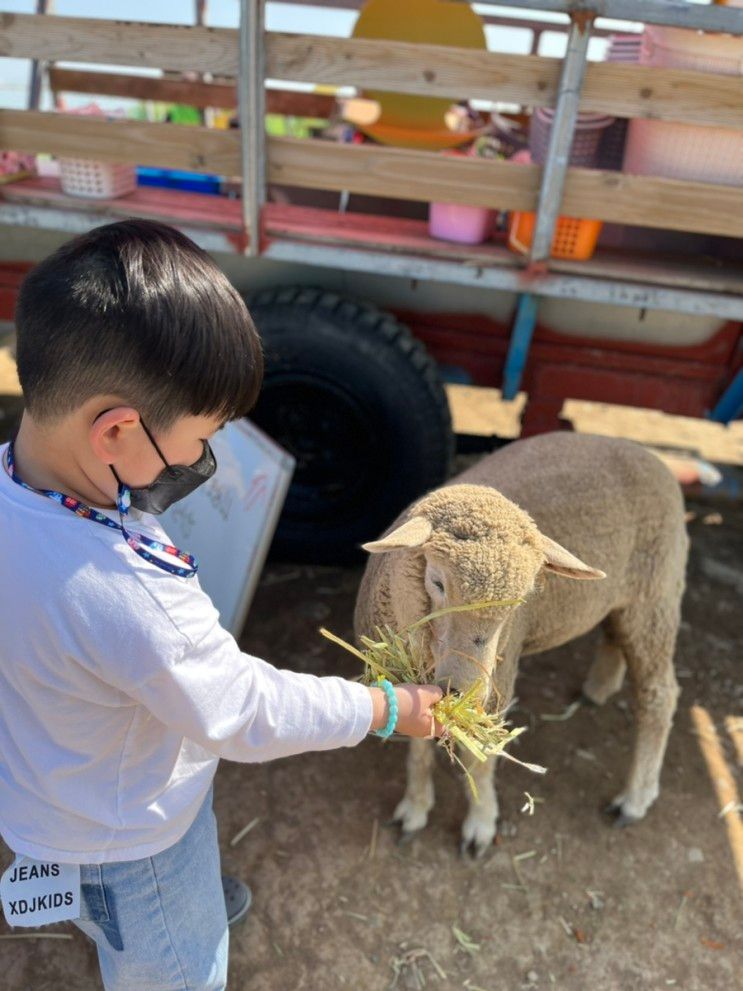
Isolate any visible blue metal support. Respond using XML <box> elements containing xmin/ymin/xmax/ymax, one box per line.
<box><xmin>503</xmin><ymin>293</ymin><xmax>539</xmax><ymax>401</ymax></box>
<box><xmin>709</xmin><ymin>369</ymin><xmax>743</xmax><ymax>424</ymax></box>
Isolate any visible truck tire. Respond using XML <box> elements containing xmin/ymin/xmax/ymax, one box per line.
<box><xmin>247</xmin><ymin>286</ymin><xmax>454</xmax><ymax>563</ymax></box>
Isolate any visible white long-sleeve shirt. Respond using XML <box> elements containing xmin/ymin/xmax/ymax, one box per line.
<box><xmin>0</xmin><ymin>444</ymin><xmax>372</xmax><ymax>864</ymax></box>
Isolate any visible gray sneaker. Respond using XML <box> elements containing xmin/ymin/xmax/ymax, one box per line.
<box><xmin>221</xmin><ymin>875</ymin><xmax>252</xmax><ymax>927</ymax></box>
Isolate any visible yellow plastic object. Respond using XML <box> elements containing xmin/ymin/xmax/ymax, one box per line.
<box><xmin>352</xmin><ymin>0</ymin><xmax>487</xmax><ymax>150</ymax></box>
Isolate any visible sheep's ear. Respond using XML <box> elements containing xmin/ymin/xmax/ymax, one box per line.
<box><xmin>362</xmin><ymin>516</ymin><xmax>433</xmax><ymax>553</ymax></box>
<box><xmin>541</xmin><ymin>535</ymin><xmax>606</xmax><ymax>580</ymax></box>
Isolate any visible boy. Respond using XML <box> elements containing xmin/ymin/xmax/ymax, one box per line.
<box><xmin>0</xmin><ymin>220</ymin><xmax>442</xmax><ymax>990</ymax></box>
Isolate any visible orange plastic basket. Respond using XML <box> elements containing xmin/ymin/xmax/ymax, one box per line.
<box><xmin>508</xmin><ymin>211</ymin><xmax>602</xmax><ymax>261</ymax></box>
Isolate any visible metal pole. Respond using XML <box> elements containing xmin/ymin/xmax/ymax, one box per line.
<box><xmin>27</xmin><ymin>0</ymin><xmax>53</xmax><ymax>111</ymax></box>
<box><xmin>239</xmin><ymin>0</ymin><xmax>266</xmax><ymax>258</ymax></box>
<box><xmin>503</xmin><ymin>293</ymin><xmax>540</xmax><ymax>400</ymax></box>
<box><xmin>528</xmin><ymin>16</ymin><xmax>592</xmax><ymax>266</ymax></box>
<box><xmin>195</xmin><ymin>0</ymin><xmax>209</xmax><ymax>126</ymax></box>
<box><xmin>451</xmin><ymin>0</ymin><xmax>743</xmax><ymax>36</ymax></box>
<box><xmin>710</xmin><ymin>369</ymin><xmax>743</xmax><ymax>424</ymax></box>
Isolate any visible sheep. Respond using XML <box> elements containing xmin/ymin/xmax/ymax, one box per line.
<box><xmin>354</xmin><ymin>432</ymin><xmax>688</xmax><ymax>857</ymax></box>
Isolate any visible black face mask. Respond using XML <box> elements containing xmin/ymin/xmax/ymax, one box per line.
<box><xmin>111</xmin><ymin>420</ymin><xmax>217</xmax><ymax>515</ymax></box>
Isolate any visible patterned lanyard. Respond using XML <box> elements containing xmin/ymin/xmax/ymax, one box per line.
<box><xmin>5</xmin><ymin>443</ymin><xmax>198</xmax><ymax>579</ymax></box>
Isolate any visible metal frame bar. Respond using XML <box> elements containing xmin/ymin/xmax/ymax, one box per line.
<box><xmin>263</xmin><ymin>239</ymin><xmax>743</xmax><ymax>321</ymax></box>
<box><xmin>454</xmin><ymin>1</ymin><xmax>743</xmax><ymax>35</ymax></box>
<box><xmin>1</xmin><ymin>198</ymin><xmax>741</xmax><ymax>321</ymax></box>
<box><xmin>710</xmin><ymin>369</ymin><xmax>743</xmax><ymax>425</ymax></box>
<box><xmin>27</xmin><ymin>0</ymin><xmax>53</xmax><ymax>111</ymax></box>
<box><xmin>516</xmin><ymin>15</ymin><xmax>592</xmax><ymax>392</ymax></box>
<box><xmin>528</xmin><ymin>16</ymin><xmax>592</xmax><ymax>266</ymax></box>
<box><xmin>503</xmin><ymin>294</ymin><xmax>540</xmax><ymax>400</ymax></box>
<box><xmin>239</xmin><ymin>0</ymin><xmax>266</xmax><ymax>258</ymax></box>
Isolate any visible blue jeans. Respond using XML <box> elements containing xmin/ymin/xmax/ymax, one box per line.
<box><xmin>73</xmin><ymin>786</ymin><xmax>228</xmax><ymax>990</ymax></box>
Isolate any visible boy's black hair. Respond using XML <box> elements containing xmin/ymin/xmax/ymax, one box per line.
<box><xmin>15</xmin><ymin>219</ymin><xmax>263</xmax><ymax>430</ymax></box>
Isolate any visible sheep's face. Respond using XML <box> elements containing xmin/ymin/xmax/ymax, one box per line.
<box><xmin>423</xmin><ymin>558</ymin><xmax>514</xmax><ymax>698</ymax></box>
<box><xmin>363</xmin><ymin>484</ymin><xmax>605</xmax><ymax>704</ymax></box>
<box><xmin>421</xmin><ymin>534</ymin><xmax>542</xmax><ymax>701</ymax></box>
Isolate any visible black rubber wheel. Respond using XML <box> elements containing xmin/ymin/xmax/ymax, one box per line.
<box><xmin>247</xmin><ymin>287</ymin><xmax>454</xmax><ymax>563</ymax></box>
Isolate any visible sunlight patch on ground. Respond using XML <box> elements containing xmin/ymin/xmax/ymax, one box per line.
<box><xmin>690</xmin><ymin>705</ymin><xmax>743</xmax><ymax>893</ymax></box>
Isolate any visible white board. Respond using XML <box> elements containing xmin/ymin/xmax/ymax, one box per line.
<box><xmin>161</xmin><ymin>420</ymin><xmax>294</xmax><ymax>636</ymax></box>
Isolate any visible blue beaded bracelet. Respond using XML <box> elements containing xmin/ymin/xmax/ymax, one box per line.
<box><xmin>374</xmin><ymin>678</ymin><xmax>399</xmax><ymax>739</ymax></box>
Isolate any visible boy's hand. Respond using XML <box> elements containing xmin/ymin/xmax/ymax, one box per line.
<box><xmin>368</xmin><ymin>683</ymin><xmax>444</xmax><ymax>738</ymax></box>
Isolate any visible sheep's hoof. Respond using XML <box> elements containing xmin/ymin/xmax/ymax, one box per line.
<box><xmin>397</xmin><ymin>827</ymin><xmax>422</xmax><ymax>847</ymax></box>
<box><xmin>459</xmin><ymin>836</ymin><xmax>491</xmax><ymax>860</ymax></box>
<box><xmin>604</xmin><ymin>801</ymin><xmax>641</xmax><ymax>829</ymax></box>
<box><xmin>459</xmin><ymin>811</ymin><xmax>497</xmax><ymax>860</ymax></box>
<box><xmin>389</xmin><ymin>795</ymin><xmax>432</xmax><ymax>836</ymax></box>
<box><xmin>578</xmin><ymin>691</ymin><xmax>599</xmax><ymax>708</ymax></box>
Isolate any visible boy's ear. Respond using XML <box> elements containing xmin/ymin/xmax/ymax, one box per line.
<box><xmin>89</xmin><ymin>406</ymin><xmax>141</xmax><ymax>463</ymax></box>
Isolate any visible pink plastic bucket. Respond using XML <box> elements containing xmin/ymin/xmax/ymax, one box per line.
<box><xmin>428</xmin><ymin>201</ymin><xmax>494</xmax><ymax>244</ymax></box>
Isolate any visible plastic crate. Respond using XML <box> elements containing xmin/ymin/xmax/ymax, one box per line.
<box><xmin>59</xmin><ymin>158</ymin><xmax>136</xmax><ymax>199</ymax></box>
<box><xmin>508</xmin><ymin>211</ymin><xmax>603</xmax><ymax>261</ymax></box>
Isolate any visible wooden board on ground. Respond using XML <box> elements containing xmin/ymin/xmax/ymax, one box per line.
<box><xmin>0</xmin><ymin>348</ymin><xmax>21</xmax><ymax>397</ymax></box>
<box><xmin>562</xmin><ymin>399</ymin><xmax>743</xmax><ymax>466</ymax></box>
<box><xmin>446</xmin><ymin>385</ymin><xmax>526</xmax><ymax>439</ymax></box>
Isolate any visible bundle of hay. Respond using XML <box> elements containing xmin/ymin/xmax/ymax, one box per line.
<box><xmin>321</xmin><ymin>600</ymin><xmax>546</xmax><ymax>797</ymax></box>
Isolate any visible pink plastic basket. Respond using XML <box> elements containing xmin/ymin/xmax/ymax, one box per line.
<box><xmin>623</xmin><ymin>26</ymin><xmax>743</xmax><ymax>185</ymax></box>
<box><xmin>57</xmin><ymin>102</ymin><xmax>137</xmax><ymax>200</ymax></box>
<box><xmin>59</xmin><ymin>159</ymin><xmax>137</xmax><ymax>199</ymax></box>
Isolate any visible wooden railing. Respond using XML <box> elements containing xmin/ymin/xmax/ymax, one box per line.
<box><xmin>47</xmin><ymin>68</ymin><xmax>335</xmax><ymax>119</ymax></box>
<box><xmin>1</xmin><ymin>11</ymin><xmax>743</xmax><ymax>240</ymax></box>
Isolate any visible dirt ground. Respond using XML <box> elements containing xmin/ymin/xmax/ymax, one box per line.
<box><xmin>1</xmin><ymin>486</ymin><xmax>741</xmax><ymax>990</ymax></box>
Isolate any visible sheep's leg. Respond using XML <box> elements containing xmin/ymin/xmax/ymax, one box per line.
<box><xmin>460</xmin><ymin>753</ymin><xmax>498</xmax><ymax>859</ymax></box>
<box><xmin>608</xmin><ymin>605</ymin><xmax>680</xmax><ymax>826</ymax></box>
<box><xmin>391</xmin><ymin>738</ymin><xmax>435</xmax><ymax>839</ymax></box>
<box><xmin>583</xmin><ymin>639</ymin><xmax>627</xmax><ymax>706</ymax></box>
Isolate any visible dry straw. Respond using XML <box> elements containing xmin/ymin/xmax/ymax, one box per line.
<box><xmin>320</xmin><ymin>598</ymin><xmax>546</xmax><ymax>798</ymax></box>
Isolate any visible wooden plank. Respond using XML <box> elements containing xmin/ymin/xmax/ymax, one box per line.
<box><xmin>47</xmin><ymin>68</ymin><xmax>335</xmax><ymax>117</ymax></box>
<box><xmin>267</xmin><ymin>34</ymin><xmax>743</xmax><ymax>129</ymax></box>
<box><xmin>0</xmin><ymin>13</ymin><xmax>239</xmax><ymax>74</ymax></box>
<box><xmin>3</xmin><ymin>15</ymin><xmax>743</xmax><ymax>128</ymax></box>
<box><xmin>267</xmin><ymin>137</ymin><xmax>743</xmax><ymax>238</ymax></box>
<box><xmin>0</xmin><ymin>177</ymin><xmax>245</xmax><ymax>230</ymax></box>
<box><xmin>265</xmin><ymin>203</ymin><xmax>520</xmax><ymax>268</ymax></box>
<box><xmin>48</xmin><ymin>68</ymin><xmax>237</xmax><ymax>108</ymax></box>
<box><xmin>265</xmin><ymin>90</ymin><xmax>334</xmax><ymax>118</ymax></box>
<box><xmin>0</xmin><ymin>109</ymin><xmax>241</xmax><ymax>174</ymax></box>
<box><xmin>266</xmin><ymin>204</ymin><xmax>743</xmax><ymax>295</ymax></box>
<box><xmin>3</xmin><ymin>110</ymin><xmax>742</xmax><ymax>237</ymax></box>
<box><xmin>583</xmin><ymin>62</ymin><xmax>743</xmax><ymax>131</ymax></box>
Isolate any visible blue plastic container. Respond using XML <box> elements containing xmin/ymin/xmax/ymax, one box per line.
<box><xmin>136</xmin><ymin>168</ymin><xmax>222</xmax><ymax>195</ymax></box>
